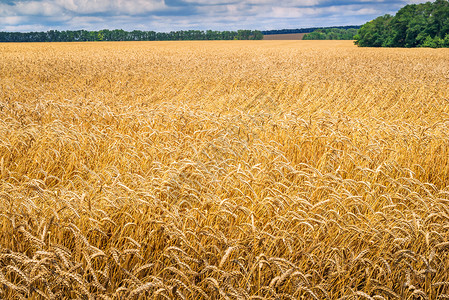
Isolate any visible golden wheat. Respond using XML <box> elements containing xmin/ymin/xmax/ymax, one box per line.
<box><xmin>0</xmin><ymin>40</ymin><xmax>448</xmax><ymax>298</ymax></box>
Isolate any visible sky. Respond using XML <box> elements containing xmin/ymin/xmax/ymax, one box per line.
<box><xmin>0</xmin><ymin>0</ymin><xmax>429</xmax><ymax>32</ymax></box>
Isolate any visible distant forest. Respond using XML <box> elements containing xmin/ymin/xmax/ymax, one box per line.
<box><xmin>0</xmin><ymin>29</ymin><xmax>263</xmax><ymax>42</ymax></box>
<box><xmin>355</xmin><ymin>0</ymin><xmax>449</xmax><ymax>47</ymax></box>
<box><xmin>303</xmin><ymin>28</ymin><xmax>359</xmax><ymax>40</ymax></box>
<box><xmin>262</xmin><ymin>25</ymin><xmax>360</xmax><ymax>35</ymax></box>
<box><xmin>0</xmin><ymin>26</ymin><xmax>366</xmax><ymax>43</ymax></box>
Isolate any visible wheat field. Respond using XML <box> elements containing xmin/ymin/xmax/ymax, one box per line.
<box><xmin>1</xmin><ymin>40</ymin><xmax>449</xmax><ymax>299</ymax></box>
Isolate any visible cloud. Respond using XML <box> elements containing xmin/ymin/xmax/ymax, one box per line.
<box><xmin>53</xmin><ymin>0</ymin><xmax>167</xmax><ymax>15</ymax></box>
<box><xmin>1</xmin><ymin>15</ymin><xmax>24</xmax><ymax>25</ymax></box>
<box><xmin>15</xmin><ymin>1</ymin><xmax>62</xmax><ymax>16</ymax></box>
<box><xmin>0</xmin><ymin>0</ymin><xmax>430</xmax><ymax>32</ymax></box>
<box><xmin>181</xmin><ymin>0</ymin><xmax>237</xmax><ymax>4</ymax></box>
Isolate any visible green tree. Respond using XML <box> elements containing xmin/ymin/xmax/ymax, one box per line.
<box><xmin>355</xmin><ymin>0</ymin><xmax>449</xmax><ymax>47</ymax></box>
<box><xmin>304</xmin><ymin>28</ymin><xmax>358</xmax><ymax>40</ymax></box>
<box><xmin>0</xmin><ymin>28</ymin><xmax>265</xmax><ymax>42</ymax></box>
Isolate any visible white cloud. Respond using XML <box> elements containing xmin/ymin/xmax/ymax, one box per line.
<box><xmin>1</xmin><ymin>23</ymin><xmax>50</xmax><ymax>31</ymax></box>
<box><xmin>403</xmin><ymin>0</ymin><xmax>427</xmax><ymax>3</ymax></box>
<box><xmin>180</xmin><ymin>0</ymin><xmax>236</xmax><ymax>4</ymax></box>
<box><xmin>60</xmin><ymin>0</ymin><xmax>167</xmax><ymax>14</ymax></box>
<box><xmin>352</xmin><ymin>7</ymin><xmax>379</xmax><ymax>15</ymax></box>
<box><xmin>271</xmin><ymin>7</ymin><xmax>307</xmax><ymax>18</ymax></box>
<box><xmin>0</xmin><ymin>15</ymin><xmax>24</xmax><ymax>25</ymax></box>
<box><xmin>3</xmin><ymin>0</ymin><xmax>168</xmax><ymax>17</ymax></box>
<box><xmin>15</xmin><ymin>1</ymin><xmax>62</xmax><ymax>16</ymax></box>
<box><xmin>246</xmin><ymin>0</ymin><xmax>323</xmax><ymax>5</ymax></box>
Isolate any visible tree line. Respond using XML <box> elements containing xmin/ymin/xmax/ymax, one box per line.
<box><xmin>262</xmin><ymin>25</ymin><xmax>360</xmax><ymax>35</ymax></box>
<box><xmin>0</xmin><ymin>29</ymin><xmax>263</xmax><ymax>42</ymax></box>
<box><xmin>303</xmin><ymin>28</ymin><xmax>358</xmax><ymax>40</ymax></box>
<box><xmin>355</xmin><ymin>0</ymin><xmax>449</xmax><ymax>47</ymax></box>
